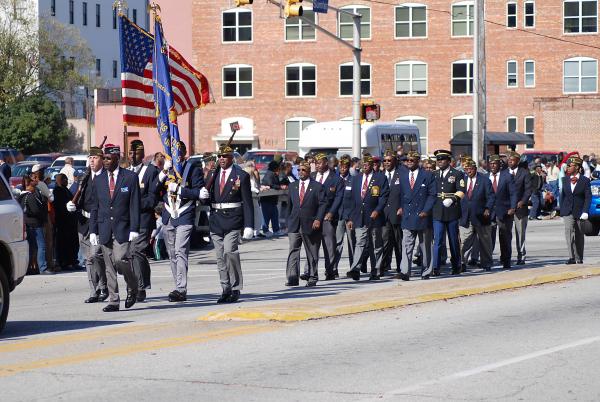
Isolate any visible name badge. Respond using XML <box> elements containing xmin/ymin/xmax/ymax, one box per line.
<box><xmin>395</xmin><ymin>179</ymin><xmax>400</xmax><ymax>185</ymax></box>
<box><xmin>140</xmin><ymin>183</ymin><xmax>145</xmax><ymax>189</ymax></box>
<box><xmin>371</xmin><ymin>185</ymin><xmax>380</xmax><ymax>197</ymax></box>
<box><xmin>120</xmin><ymin>187</ymin><xmax>129</xmax><ymax>193</ymax></box>
<box><xmin>345</xmin><ymin>186</ymin><xmax>352</xmax><ymax>190</ymax></box>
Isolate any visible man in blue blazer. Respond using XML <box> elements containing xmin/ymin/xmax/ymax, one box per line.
<box><xmin>344</xmin><ymin>155</ymin><xmax>389</xmax><ymax>281</ymax></box>
<box><xmin>459</xmin><ymin>159</ymin><xmax>495</xmax><ymax>272</ymax></box>
<box><xmin>89</xmin><ymin>144</ymin><xmax>141</xmax><ymax>312</ymax></box>
<box><xmin>488</xmin><ymin>154</ymin><xmax>517</xmax><ymax>269</ymax></box>
<box><xmin>285</xmin><ymin>161</ymin><xmax>327</xmax><ymax>287</ymax></box>
<box><xmin>156</xmin><ymin>141</ymin><xmax>205</xmax><ymax>302</ymax></box>
<box><xmin>332</xmin><ymin>156</ymin><xmax>355</xmax><ymax>275</ymax></box>
<box><xmin>382</xmin><ymin>151</ymin><xmax>404</xmax><ymax>276</ymax></box>
<box><xmin>507</xmin><ymin>152</ymin><xmax>532</xmax><ymax>265</ymax></box>
<box><xmin>397</xmin><ymin>151</ymin><xmax>437</xmax><ymax>280</ymax></box>
<box><xmin>560</xmin><ymin>156</ymin><xmax>592</xmax><ymax>264</ymax></box>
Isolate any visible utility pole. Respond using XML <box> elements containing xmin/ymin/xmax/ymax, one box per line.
<box><xmin>472</xmin><ymin>0</ymin><xmax>486</xmax><ymax>163</ymax></box>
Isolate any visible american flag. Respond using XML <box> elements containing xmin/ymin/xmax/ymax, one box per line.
<box><xmin>119</xmin><ymin>15</ymin><xmax>210</xmax><ymax>127</ymax></box>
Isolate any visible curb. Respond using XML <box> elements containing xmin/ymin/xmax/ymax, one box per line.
<box><xmin>198</xmin><ymin>267</ymin><xmax>600</xmax><ymax>323</ymax></box>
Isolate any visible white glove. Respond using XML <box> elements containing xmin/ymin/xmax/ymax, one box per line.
<box><xmin>163</xmin><ymin>159</ymin><xmax>172</xmax><ymax>171</ymax></box>
<box><xmin>167</xmin><ymin>182</ymin><xmax>179</xmax><ymax>193</ymax></box>
<box><xmin>199</xmin><ymin>187</ymin><xmax>209</xmax><ymax>200</ymax></box>
<box><xmin>580</xmin><ymin>212</ymin><xmax>589</xmax><ymax>220</ymax></box>
<box><xmin>66</xmin><ymin>201</ymin><xmax>77</xmax><ymax>212</ymax></box>
<box><xmin>89</xmin><ymin>233</ymin><xmax>99</xmax><ymax>246</ymax></box>
<box><xmin>243</xmin><ymin>227</ymin><xmax>254</xmax><ymax>240</ymax></box>
<box><xmin>129</xmin><ymin>232</ymin><xmax>139</xmax><ymax>241</ymax></box>
<box><xmin>158</xmin><ymin>171</ymin><xmax>168</xmax><ymax>182</ymax></box>
<box><xmin>442</xmin><ymin>198</ymin><xmax>454</xmax><ymax>208</ymax></box>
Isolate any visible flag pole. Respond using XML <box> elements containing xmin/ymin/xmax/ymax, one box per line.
<box><xmin>114</xmin><ymin>0</ymin><xmax>129</xmax><ymax>161</ymax></box>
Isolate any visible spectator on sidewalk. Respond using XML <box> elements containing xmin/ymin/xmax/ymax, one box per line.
<box><xmin>151</xmin><ymin>205</ymin><xmax>167</xmax><ymax>261</ymax></box>
<box><xmin>0</xmin><ymin>156</ymin><xmax>11</xmax><ymax>181</ymax></box>
<box><xmin>60</xmin><ymin>157</ymin><xmax>76</xmax><ymax>189</ymax></box>
<box><xmin>53</xmin><ymin>173</ymin><xmax>80</xmax><ymax>270</ymax></box>
<box><xmin>20</xmin><ymin>176</ymin><xmax>52</xmax><ymax>275</ymax></box>
<box><xmin>243</xmin><ymin>161</ymin><xmax>263</xmax><ymax>238</ymax></box>
<box><xmin>261</xmin><ymin>160</ymin><xmax>286</xmax><ymax>236</ymax></box>
<box><xmin>529</xmin><ymin>165</ymin><xmax>545</xmax><ymax>220</ymax></box>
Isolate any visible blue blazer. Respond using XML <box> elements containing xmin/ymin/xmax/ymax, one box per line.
<box><xmin>338</xmin><ymin>173</ymin><xmax>353</xmax><ymax>220</ymax></box>
<box><xmin>399</xmin><ymin>169</ymin><xmax>437</xmax><ymax>231</ymax></box>
<box><xmin>90</xmin><ymin>168</ymin><xmax>141</xmax><ymax>245</ymax></box>
<box><xmin>158</xmin><ymin>160</ymin><xmax>205</xmax><ymax>227</ymax></box>
<box><xmin>286</xmin><ymin>179</ymin><xmax>327</xmax><ymax>234</ymax></box>
<box><xmin>490</xmin><ymin>170</ymin><xmax>517</xmax><ymax>220</ymax></box>
<box><xmin>560</xmin><ymin>175</ymin><xmax>591</xmax><ymax>218</ymax></box>
<box><xmin>208</xmin><ymin>165</ymin><xmax>254</xmax><ymax>235</ymax></box>
<box><xmin>383</xmin><ymin>169</ymin><xmax>403</xmax><ymax>225</ymax></box>
<box><xmin>312</xmin><ymin>170</ymin><xmax>344</xmax><ymax>219</ymax></box>
<box><xmin>136</xmin><ymin>163</ymin><xmax>159</xmax><ymax>231</ymax></box>
<box><xmin>344</xmin><ymin>171</ymin><xmax>389</xmax><ymax>228</ymax></box>
<box><xmin>460</xmin><ymin>173</ymin><xmax>495</xmax><ymax>228</ymax></box>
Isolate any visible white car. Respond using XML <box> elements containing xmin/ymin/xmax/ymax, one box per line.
<box><xmin>47</xmin><ymin>154</ymin><xmax>89</xmax><ymax>181</ymax></box>
<box><xmin>0</xmin><ymin>174</ymin><xmax>29</xmax><ymax>333</ymax></box>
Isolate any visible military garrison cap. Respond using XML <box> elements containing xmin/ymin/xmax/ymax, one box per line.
<box><xmin>434</xmin><ymin>149</ymin><xmax>452</xmax><ymax>160</ymax></box>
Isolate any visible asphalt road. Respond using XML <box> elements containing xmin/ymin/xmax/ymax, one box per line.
<box><xmin>2</xmin><ymin>218</ymin><xmax>600</xmax><ymax>400</ymax></box>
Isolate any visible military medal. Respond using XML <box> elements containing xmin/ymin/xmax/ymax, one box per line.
<box><xmin>371</xmin><ymin>185</ymin><xmax>380</xmax><ymax>196</ymax></box>
<box><xmin>448</xmin><ymin>176</ymin><xmax>456</xmax><ymax>183</ymax></box>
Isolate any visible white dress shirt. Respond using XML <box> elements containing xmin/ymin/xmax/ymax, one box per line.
<box><xmin>316</xmin><ymin>170</ymin><xmax>329</xmax><ymax>184</ymax></box>
<box><xmin>385</xmin><ymin>169</ymin><xmax>395</xmax><ymax>183</ymax></box>
<box><xmin>570</xmin><ymin>173</ymin><xmax>581</xmax><ymax>192</ymax></box>
<box><xmin>108</xmin><ymin>167</ymin><xmax>119</xmax><ymax>186</ymax></box>
<box><xmin>219</xmin><ymin>166</ymin><xmax>233</xmax><ymax>187</ymax></box>
<box><xmin>298</xmin><ymin>178</ymin><xmax>310</xmax><ymax>198</ymax></box>
<box><xmin>467</xmin><ymin>175</ymin><xmax>477</xmax><ymax>191</ymax></box>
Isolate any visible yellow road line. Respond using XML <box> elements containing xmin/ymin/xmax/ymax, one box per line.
<box><xmin>0</xmin><ymin>324</ymin><xmax>276</xmax><ymax>378</ymax></box>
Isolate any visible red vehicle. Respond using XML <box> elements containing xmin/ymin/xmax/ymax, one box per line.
<box><xmin>9</xmin><ymin>161</ymin><xmax>51</xmax><ymax>188</ymax></box>
<box><xmin>242</xmin><ymin>149</ymin><xmax>298</xmax><ymax>171</ymax></box>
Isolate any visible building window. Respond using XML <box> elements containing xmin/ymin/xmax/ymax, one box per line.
<box><xmin>286</xmin><ymin>64</ymin><xmax>316</xmax><ymax>97</ymax></box>
<box><xmin>452</xmin><ymin>115</ymin><xmax>473</xmax><ymax>137</ymax></box>
<box><xmin>524</xmin><ymin>60</ymin><xmax>535</xmax><ymax>87</ymax></box>
<box><xmin>285</xmin><ymin>118</ymin><xmax>315</xmax><ymax>151</ymax></box>
<box><xmin>524</xmin><ymin>116</ymin><xmax>534</xmax><ymax>149</ymax></box>
<box><xmin>564</xmin><ymin>0</ymin><xmax>598</xmax><ymax>33</ymax></box>
<box><xmin>222</xmin><ymin>9</ymin><xmax>252</xmax><ymax>42</ymax></box>
<box><xmin>51</xmin><ymin>0</ymin><xmax>56</xmax><ymax>16</ymax></box>
<box><xmin>69</xmin><ymin>0</ymin><xmax>74</xmax><ymax>24</ymax></box>
<box><xmin>507</xmin><ymin>116</ymin><xmax>518</xmax><ymax>132</ymax></box>
<box><xmin>113</xmin><ymin>8</ymin><xmax>117</xmax><ymax>29</ymax></box>
<box><xmin>452</xmin><ymin>1</ymin><xmax>474</xmax><ymax>37</ymax></box>
<box><xmin>395</xmin><ymin>61</ymin><xmax>427</xmax><ymax>96</ymax></box>
<box><xmin>507</xmin><ymin>60</ymin><xmax>518</xmax><ymax>87</ymax></box>
<box><xmin>507</xmin><ymin>2</ymin><xmax>517</xmax><ymax>28</ymax></box>
<box><xmin>564</xmin><ymin>57</ymin><xmax>598</xmax><ymax>93</ymax></box>
<box><xmin>285</xmin><ymin>9</ymin><xmax>316</xmax><ymax>41</ymax></box>
<box><xmin>82</xmin><ymin>2</ymin><xmax>88</xmax><ymax>26</ymax></box>
<box><xmin>396</xmin><ymin>116</ymin><xmax>428</xmax><ymax>154</ymax></box>
<box><xmin>96</xmin><ymin>4</ymin><xmax>101</xmax><ymax>27</ymax></box>
<box><xmin>395</xmin><ymin>4</ymin><xmax>427</xmax><ymax>38</ymax></box>
<box><xmin>95</xmin><ymin>59</ymin><xmax>101</xmax><ymax>76</ymax></box>
<box><xmin>222</xmin><ymin>65</ymin><xmax>253</xmax><ymax>98</ymax></box>
<box><xmin>524</xmin><ymin>1</ymin><xmax>535</xmax><ymax>27</ymax></box>
<box><xmin>112</xmin><ymin>60</ymin><xmax>118</xmax><ymax>79</ymax></box>
<box><xmin>339</xmin><ymin>63</ymin><xmax>371</xmax><ymax>96</ymax></box>
<box><xmin>339</xmin><ymin>6</ymin><xmax>371</xmax><ymax>40</ymax></box>
<box><xmin>452</xmin><ymin>60</ymin><xmax>473</xmax><ymax>94</ymax></box>
<box><xmin>133</xmin><ymin>9</ymin><xmax>137</xmax><ymax>24</ymax></box>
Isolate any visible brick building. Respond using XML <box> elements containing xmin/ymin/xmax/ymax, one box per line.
<box><xmin>189</xmin><ymin>0</ymin><xmax>599</xmax><ymax>156</ymax></box>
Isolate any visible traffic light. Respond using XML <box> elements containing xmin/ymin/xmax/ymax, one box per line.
<box><xmin>284</xmin><ymin>0</ymin><xmax>303</xmax><ymax>18</ymax></box>
<box><xmin>235</xmin><ymin>0</ymin><xmax>253</xmax><ymax>6</ymax></box>
<box><xmin>361</xmin><ymin>100</ymin><xmax>381</xmax><ymax>123</ymax></box>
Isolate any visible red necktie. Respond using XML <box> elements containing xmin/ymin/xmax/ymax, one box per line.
<box><xmin>300</xmin><ymin>181</ymin><xmax>305</xmax><ymax>205</ymax></box>
<box><xmin>109</xmin><ymin>172</ymin><xmax>115</xmax><ymax>198</ymax></box>
<box><xmin>492</xmin><ymin>174</ymin><xmax>498</xmax><ymax>192</ymax></box>
<box><xmin>467</xmin><ymin>179</ymin><xmax>474</xmax><ymax>199</ymax></box>
<box><xmin>319</xmin><ymin>174</ymin><xmax>324</xmax><ymax>184</ymax></box>
<box><xmin>410</xmin><ymin>172</ymin><xmax>415</xmax><ymax>189</ymax></box>
<box><xmin>361</xmin><ymin>175</ymin><xmax>369</xmax><ymax>199</ymax></box>
<box><xmin>571</xmin><ymin>176</ymin><xmax>578</xmax><ymax>184</ymax></box>
<box><xmin>220</xmin><ymin>170</ymin><xmax>226</xmax><ymax>195</ymax></box>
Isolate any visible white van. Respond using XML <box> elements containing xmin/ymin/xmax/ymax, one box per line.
<box><xmin>298</xmin><ymin>121</ymin><xmax>420</xmax><ymax>158</ymax></box>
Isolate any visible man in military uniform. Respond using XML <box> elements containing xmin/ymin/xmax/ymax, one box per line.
<box><xmin>67</xmin><ymin>147</ymin><xmax>107</xmax><ymax>303</ymax></box>
<box><xmin>127</xmin><ymin>140</ymin><xmax>159</xmax><ymax>301</ymax></box>
<box><xmin>382</xmin><ymin>150</ymin><xmax>403</xmax><ymax>275</ymax></box>
<box><xmin>310</xmin><ymin>153</ymin><xmax>344</xmax><ymax>280</ymax></box>
<box><xmin>200</xmin><ymin>145</ymin><xmax>254</xmax><ymax>302</ymax></box>
<box><xmin>344</xmin><ymin>155</ymin><xmax>389</xmax><ymax>281</ymax></box>
<box><xmin>431</xmin><ymin>149</ymin><xmax>466</xmax><ymax>275</ymax></box>
<box><xmin>332</xmin><ymin>156</ymin><xmax>355</xmax><ymax>275</ymax></box>
<box><xmin>506</xmin><ymin>151</ymin><xmax>532</xmax><ymax>265</ymax></box>
<box><xmin>89</xmin><ymin>144</ymin><xmax>141</xmax><ymax>312</ymax></box>
<box><xmin>156</xmin><ymin>141</ymin><xmax>204</xmax><ymax>302</ymax></box>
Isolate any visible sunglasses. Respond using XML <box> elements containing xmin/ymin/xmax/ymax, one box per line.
<box><xmin>217</xmin><ymin>154</ymin><xmax>231</xmax><ymax>158</ymax></box>
<box><xmin>383</xmin><ymin>158</ymin><xmax>394</xmax><ymax>162</ymax></box>
<box><xmin>103</xmin><ymin>156</ymin><xmax>113</xmax><ymax>160</ymax></box>
<box><xmin>299</xmin><ymin>168</ymin><xmax>310</xmax><ymax>172</ymax></box>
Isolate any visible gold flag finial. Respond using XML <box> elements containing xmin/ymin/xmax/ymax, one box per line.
<box><xmin>112</xmin><ymin>0</ymin><xmax>128</xmax><ymax>15</ymax></box>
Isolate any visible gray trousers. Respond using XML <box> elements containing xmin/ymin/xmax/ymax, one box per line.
<box><xmin>79</xmin><ymin>232</ymin><xmax>106</xmax><ymax>297</ymax></box>
<box><xmin>333</xmin><ymin>218</ymin><xmax>355</xmax><ymax>270</ymax></box>
<box><xmin>563</xmin><ymin>215</ymin><xmax>585</xmax><ymax>261</ymax></box>
<box><xmin>514</xmin><ymin>214</ymin><xmax>528</xmax><ymax>260</ymax></box>
<box><xmin>164</xmin><ymin>222</ymin><xmax>193</xmax><ymax>294</ymax></box>
<box><xmin>350</xmin><ymin>226</ymin><xmax>383</xmax><ymax>275</ymax></box>
<box><xmin>130</xmin><ymin>228</ymin><xmax>151</xmax><ymax>291</ymax></box>
<box><xmin>382</xmin><ymin>222</ymin><xmax>402</xmax><ymax>272</ymax></box>
<box><xmin>401</xmin><ymin>228</ymin><xmax>433</xmax><ymax>276</ymax></box>
<box><xmin>460</xmin><ymin>224</ymin><xmax>493</xmax><ymax>269</ymax></box>
<box><xmin>491</xmin><ymin>216</ymin><xmax>514</xmax><ymax>265</ymax></box>
<box><xmin>287</xmin><ymin>231</ymin><xmax>321</xmax><ymax>281</ymax></box>
<box><xmin>101</xmin><ymin>238</ymin><xmax>137</xmax><ymax>306</ymax></box>
<box><xmin>211</xmin><ymin>230</ymin><xmax>243</xmax><ymax>292</ymax></box>
<box><xmin>321</xmin><ymin>220</ymin><xmax>338</xmax><ymax>274</ymax></box>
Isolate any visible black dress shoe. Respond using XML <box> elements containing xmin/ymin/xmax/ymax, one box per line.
<box><xmin>451</xmin><ymin>267</ymin><xmax>462</xmax><ymax>275</ymax></box>
<box><xmin>136</xmin><ymin>290</ymin><xmax>146</xmax><ymax>302</ymax></box>
<box><xmin>324</xmin><ymin>274</ymin><xmax>336</xmax><ymax>281</ymax></box>
<box><xmin>394</xmin><ymin>273</ymin><xmax>410</xmax><ymax>281</ymax></box>
<box><xmin>229</xmin><ymin>290</ymin><xmax>241</xmax><ymax>302</ymax></box>
<box><xmin>98</xmin><ymin>289</ymin><xmax>109</xmax><ymax>302</ymax></box>
<box><xmin>433</xmin><ymin>269</ymin><xmax>441</xmax><ymax>277</ymax></box>
<box><xmin>169</xmin><ymin>290</ymin><xmax>187</xmax><ymax>302</ymax></box>
<box><xmin>467</xmin><ymin>259</ymin><xmax>478</xmax><ymax>266</ymax></box>
<box><xmin>346</xmin><ymin>270</ymin><xmax>360</xmax><ymax>281</ymax></box>
<box><xmin>103</xmin><ymin>304</ymin><xmax>119</xmax><ymax>312</ymax></box>
<box><xmin>306</xmin><ymin>280</ymin><xmax>317</xmax><ymax>287</ymax></box>
<box><xmin>484</xmin><ymin>266</ymin><xmax>492</xmax><ymax>272</ymax></box>
<box><xmin>413</xmin><ymin>256</ymin><xmax>423</xmax><ymax>267</ymax></box>
<box><xmin>421</xmin><ymin>274</ymin><xmax>430</xmax><ymax>280</ymax></box>
<box><xmin>84</xmin><ymin>296</ymin><xmax>99</xmax><ymax>303</ymax></box>
<box><xmin>576</xmin><ymin>260</ymin><xmax>583</xmax><ymax>264</ymax></box>
<box><xmin>125</xmin><ymin>292</ymin><xmax>137</xmax><ymax>309</ymax></box>
<box><xmin>334</xmin><ymin>270</ymin><xmax>339</xmax><ymax>278</ymax></box>
<box><xmin>299</xmin><ymin>273</ymin><xmax>309</xmax><ymax>281</ymax></box>
<box><xmin>360</xmin><ymin>266</ymin><xmax>367</xmax><ymax>273</ymax></box>
<box><xmin>217</xmin><ymin>292</ymin><xmax>232</xmax><ymax>303</ymax></box>
<box><xmin>566</xmin><ymin>259</ymin><xmax>576</xmax><ymax>265</ymax></box>
<box><xmin>368</xmin><ymin>274</ymin><xmax>380</xmax><ymax>281</ymax></box>
<box><xmin>285</xmin><ymin>280</ymin><xmax>299</xmax><ymax>286</ymax></box>
<box><xmin>516</xmin><ymin>259</ymin><xmax>525</xmax><ymax>265</ymax></box>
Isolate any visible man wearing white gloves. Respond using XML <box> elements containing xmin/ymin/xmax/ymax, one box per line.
<box><xmin>155</xmin><ymin>141</ymin><xmax>204</xmax><ymax>302</ymax></box>
<box><xmin>559</xmin><ymin>155</ymin><xmax>592</xmax><ymax>264</ymax></box>
<box><xmin>201</xmin><ymin>144</ymin><xmax>254</xmax><ymax>303</ymax></box>
<box><xmin>89</xmin><ymin>144</ymin><xmax>141</xmax><ymax>312</ymax></box>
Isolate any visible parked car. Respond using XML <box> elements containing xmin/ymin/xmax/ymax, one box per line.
<box><xmin>0</xmin><ymin>174</ymin><xmax>29</xmax><ymax>333</ymax></box>
<box><xmin>9</xmin><ymin>161</ymin><xmax>51</xmax><ymax>189</ymax></box>
<box><xmin>0</xmin><ymin>148</ymin><xmax>24</xmax><ymax>166</ymax></box>
<box><xmin>242</xmin><ymin>149</ymin><xmax>298</xmax><ymax>172</ymax></box>
<box><xmin>25</xmin><ymin>153</ymin><xmax>63</xmax><ymax>163</ymax></box>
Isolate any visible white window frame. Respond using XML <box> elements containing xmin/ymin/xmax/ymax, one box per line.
<box><xmin>563</xmin><ymin>56</ymin><xmax>598</xmax><ymax>94</ymax></box>
<box><xmin>524</xmin><ymin>60</ymin><xmax>536</xmax><ymax>87</ymax></box>
<box><xmin>563</xmin><ymin>0</ymin><xmax>598</xmax><ymax>35</ymax></box>
<box><xmin>524</xmin><ymin>1</ymin><xmax>535</xmax><ymax>28</ymax></box>
<box><xmin>222</xmin><ymin>9</ymin><xmax>253</xmax><ymax>43</ymax></box>
<box><xmin>507</xmin><ymin>116</ymin><xmax>518</xmax><ymax>132</ymax></box>
<box><xmin>339</xmin><ymin>62</ymin><xmax>372</xmax><ymax>97</ymax></box>
<box><xmin>394</xmin><ymin>3</ymin><xmax>428</xmax><ymax>39</ymax></box>
<box><xmin>524</xmin><ymin>116</ymin><xmax>535</xmax><ymax>149</ymax></box>
<box><xmin>396</xmin><ymin>115</ymin><xmax>428</xmax><ymax>154</ymax></box>
<box><xmin>451</xmin><ymin>114</ymin><xmax>473</xmax><ymax>138</ymax></box>
<box><xmin>222</xmin><ymin>64</ymin><xmax>253</xmax><ymax>99</ymax></box>
<box><xmin>395</xmin><ymin>61</ymin><xmax>428</xmax><ymax>96</ymax></box>
<box><xmin>507</xmin><ymin>2</ymin><xmax>517</xmax><ymax>28</ymax></box>
<box><xmin>451</xmin><ymin>59</ymin><xmax>474</xmax><ymax>95</ymax></box>
<box><xmin>285</xmin><ymin>8</ymin><xmax>317</xmax><ymax>42</ymax></box>
<box><xmin>285</xmin><ymin>117</ymin><xmax>316</xmax><ymax>151</ymax></box>
<box><xmin>507</xmin><ymin>60</ymin><xmax>518</xmax><ymax>88</ymax></box>
<box><xmin>285</xmin><ymin>63</ymin><xmax>317</xmax><ymax>98</ymax></box>
<box><xmin>451</xmin><ymin>1</ymin><xmax>474</xmax><ymax>37</ymax></box>
<box><xmin>339</xmin><ymin>5</ymin><xmax>371</xmax><ymax>40</ymax></box>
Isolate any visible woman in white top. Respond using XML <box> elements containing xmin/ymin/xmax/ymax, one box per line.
<box><xmin>244</xmin><ymin>161</ymin><xmax>263</xmax><ymax>237</ymax></box>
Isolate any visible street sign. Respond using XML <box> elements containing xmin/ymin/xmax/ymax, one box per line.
<box><xmin>312</xmin><ymin>0</ymin><xmax>328</xmax><ymax>13</ymax></box>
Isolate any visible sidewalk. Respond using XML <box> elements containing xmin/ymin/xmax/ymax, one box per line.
<box><xmin>198</xmin><ymin>264</ymin><xmax>600</xmax><ymax>322</ymax></box>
